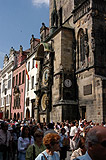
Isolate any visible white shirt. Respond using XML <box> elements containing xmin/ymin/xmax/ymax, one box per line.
<box><xmin>70</xmin><ymin>126</ymin><xmax>78</xmax><ymax>137</ymax></box>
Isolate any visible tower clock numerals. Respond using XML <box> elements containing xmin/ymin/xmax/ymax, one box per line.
<box><xmin>64</xmin><ymin>79</ymin><xmax>72</xmax><ymax>88</ymax></box>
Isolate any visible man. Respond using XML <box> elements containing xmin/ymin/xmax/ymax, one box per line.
<box><xmin>44</xmin><ymin>123</ymin><xmax>57</xmax><ymax>136</ymax></box>
<box><xmin>74</xmin><ymin>126</ymin><xmax>106</xmax><ymax>160</ymax></box>
<box><xmin>0</xmin><ymin>121</ymin><xmax>11</xmax><ymax>160</ymax></box>
<box><xmin>70</xmin><ymin>121</ymin><xmax>78</xmax><ymax>151</ymax></box>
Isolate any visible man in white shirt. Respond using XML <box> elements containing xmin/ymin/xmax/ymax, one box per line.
<box><xmin>70</xmin><ymin>121</ymin><xmax>78</xmax><ymax>151</ymax></box>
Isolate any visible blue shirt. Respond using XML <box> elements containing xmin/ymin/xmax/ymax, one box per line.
<box><xmin>35</xmin><ymin>150</ymin><xmax>60</xmax><ymax>160</ymax></box>
<box><xmin>76</xmin><ymin>151</ymin><xmax>92</xmax><ymax>160</ymax></box>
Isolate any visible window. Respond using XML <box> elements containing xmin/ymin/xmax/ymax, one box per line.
<box><xmin>77</xmin><ymin>29</ymin><xmax>85</xmax><ymax>69</ymax></box>
<box><xmin>8</xmin><ymin>79</ymin><xmax>11</xmax><ymax>89</ymax></box>
<box><xmin>26</xmin><ymin>97</ymin><xmax>29</xmax><ymax>106</ymax></box>
<box><xmin>32</xmin><ymin>58</ymin><xmax>35</xmax><ymax>69</ymax></box>
<box><xmin>16</xmin><ymin>75</ymin><xmax>18</xmax><ymax>85</ymax></box>
<box><xmin>32</xmin><ymin>76</ymin><xmax>34</xmax><ymax>89</ymax></box>
<box><xmin>8</xmin><ymin>75</ymin><xmax>11</xmax><ymax>86</ymax></box>
<box><xmin>13</xmin><ymin>77</ymin><xmax>15</xmax><ymax>88</ymax></box>
<box><xmin>22</xmin><ymin>70</ymin><xmax>25</xmax><ymax>84</ymax></box>
<box><xmin>80</xmin><ymin>32</ymin><xmax>85</xmax><ymax>62</ymax></box>
<box><xmin>19</xmin><ymin>73</ymin><xmax>21</xmax><ymax>85</ymax></box>
<box><xmin>27</xmin><ymin>79</ymin><xmax>29</xmax><ymax>91</ymax></box>
<box><xmin>6</xmin><ymin>95</ymin><xmax>9</xmax><ymax>104</ymax></box>
<box><xmin>28</xmin><ymin>62</ymin><xmax>30</xmax><ymax>71</ymax></box>
<box><xmin>2</xmin><ymin>83</ymin><xmax>5</xmax><ymax>92</ymax></box>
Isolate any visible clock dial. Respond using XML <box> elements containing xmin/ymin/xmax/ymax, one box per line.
<box><xmin>42</xmin><ymin>68</ymin><xmax>49</xmax><ymax>86</ymax></box>
<box><xmin>41</xmin><ymin>94</ymin><xmax>47</xmax><ymax>111</ymax></box>
<box><xmin>64</xmin><ymin>79</ymin><xmax>72</xmax><ymax>88</ymax></box>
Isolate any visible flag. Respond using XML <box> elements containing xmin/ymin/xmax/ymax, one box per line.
<box><xmin>35</xmin><ymin>61</ymin><xmax>38</xmax><ymax>68</ymax></box>
<box><xmin>26</xmin><ymin>68</ymin><xmax>30</xmax><ymax>80</ymax></box>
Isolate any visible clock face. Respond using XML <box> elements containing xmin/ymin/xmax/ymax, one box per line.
<box><xmin>41</xmin><ymin>94</ymin><xmax>47</xmax><ymax>111</ymax></box>
<box><xmin>64</xmin><ymin>79</ymin><xmax>72</xmax><ymax>88</ymax></box>
<box><xmin>42</xmin><ymin>68</ymin><xmax>49</xmax><ymax>86</ymax></box>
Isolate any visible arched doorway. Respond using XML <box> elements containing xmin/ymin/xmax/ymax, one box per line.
<box><xmin>26</xmin><ymin>108</ymin><xmax>30</xmax><ymax>120</ymax></box>
<box><xmin>14</xmin><ymin>113</ymin><xmax>16</xmax><ymax>120</ymax></box>
<box><xmin>17</xmin><ymin>112</ymin><xmax>20</xmax><ymax>120</ymax></box>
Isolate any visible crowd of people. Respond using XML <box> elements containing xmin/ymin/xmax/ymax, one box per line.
<box><xmin>0</xmin><ymin>118</ymin><xmax>106</xmax><ymax>160</ymax></box>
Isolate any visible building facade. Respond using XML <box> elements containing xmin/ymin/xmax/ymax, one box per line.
<box><xmin>11</xmin><ymin>46</ymin><xmax>29</xmax><ymax>120</ymax></box>
<box><xmin>34</xmin><ymin>0</ymin><xmax>106</xmax><ymax>124</ymax></box>
<box><xmin>1</xmin><ymin>48</ymin><xmax>16</xmax><ymax>119</ymax></box>
<box><xmin>24</xmin><ymin>35</ymin><xmax>40</xmax><ymax>119</ymax></box>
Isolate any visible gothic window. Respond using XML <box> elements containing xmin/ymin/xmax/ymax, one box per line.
<box><xmin>77</xmin><ymin>29</ymin><xmax>85</xmax><ymax>69</ymax></box>
<box><xmin>80</xmin><ymin>31</ymin><xmax>85</xmax><ymax>63</ymax></box>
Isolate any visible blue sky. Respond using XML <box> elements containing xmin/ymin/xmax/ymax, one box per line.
<box><xmin>0</xmin><ymin>0</ymin><xmax>49</xmax><ymax>69</ymax></box>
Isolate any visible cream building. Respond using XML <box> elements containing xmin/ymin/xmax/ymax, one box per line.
<box><xmin>1</xmin><ymin>48</ymin><xmax>16</xmax><ymax>119</ymax></box>
<box><xmin>24</xmin><ymin>35</ymin><xmax>40</xmax><ymax>119</ymax></box>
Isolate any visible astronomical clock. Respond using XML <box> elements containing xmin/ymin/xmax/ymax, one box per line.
<box><xmin>34</xmin><ymin>42</ymin><xmax>54</xmax><ymax>123</ymax></box>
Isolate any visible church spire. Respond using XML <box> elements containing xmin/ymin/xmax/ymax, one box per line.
<box><xmin>50</xmin><ymin>0</ymin><xmax>58</xmax><ymax>34</ymax></box>
<box><xmin>53</xmin><ymin>0</ymin><xmax>56</xmax><ymax>11</ymax></box>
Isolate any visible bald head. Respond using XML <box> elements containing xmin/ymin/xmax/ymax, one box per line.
<box><xmin>86</xmin><ymin>126</ymin><xmax>106</xmax><ymax>160</ymax></box>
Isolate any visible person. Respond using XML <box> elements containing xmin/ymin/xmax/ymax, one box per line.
<box><xmin>59</xmin><ymin>128</ymin><xmax>69</xmax><ymax>160</ymax></box>
<box><xmin>0</xmin><ymin>121</ymin><xmax>12</xmax><ymax>160</ymax></box>
<box><xmin>44</xmin><ymin>123</ymin><xmax>57</xmax><ymax>136</ymax></box>
<box><xmin>74</xmin><ymin>126</ymin><xmax>106</xmax><ymax>160</ymax></box>
<box><xmin>70</xmin><ymin>121</ymin><xmax>78</xmax><ymax>151</ymax></box>
<box><xmin>26</xmin><ymin>130</ymin><xmax>46</xmax><ymax>160</ymax></box>
<box><xmin>18</xmin><ymin>126</ymin><xmax>34</xmax><ymax>160</ymax></box>
<box><xmin>71</xmin><ymin>136</ymin><xmax>86</xmax><ymax>160</ymax></box>
<box><xmin>35</xmin><ymin>133</ymin><xmax>60</xmax><ymax>160</ymax></box>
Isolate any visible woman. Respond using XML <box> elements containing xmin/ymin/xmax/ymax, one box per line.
<box><xmin>26</xmin><ymin>129</ymin><xmax>46</xmax><ymax>160</ymax></box>
<box><xmin>18</xmin><ymin>126</ymin><xmax>34</xmax><ymax>160</ymax></box>
<box><xmin>35</xmin><ymin>133</ymin><xmax>60</xmax><ymax>160</ymax></box>
<box><xmin>59</xmin><ymin>128</ymin><xmax>69</xmax><ymax>160</ymax></box>
<box><xmin>70</xmin><ymin>136</ymin><xmax>86</xmax><ymax>160</ymax></box>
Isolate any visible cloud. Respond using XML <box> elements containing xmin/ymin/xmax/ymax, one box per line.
<box><xmin>32</xmin><ymin>0</ymin><xmax>49</xmax><ymax>7</ymax></box>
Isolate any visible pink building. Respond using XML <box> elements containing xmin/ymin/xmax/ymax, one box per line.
<box><xmin>11</xmin><ymin>46</ymin><xmax>30</xmax><ymax>120</ymax></box>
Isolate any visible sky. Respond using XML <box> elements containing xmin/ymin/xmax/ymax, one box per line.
<box><xmin>0</xmin><ymin>0</ymin><xmax>49</xmax><ymax>69</ymax></box>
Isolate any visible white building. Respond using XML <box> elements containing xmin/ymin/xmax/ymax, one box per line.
<box><xmin>24</xmin><ymin>35</ymin><xmax>40</xmax><ymax>119</ymax></box>
<box><xmin>1</xmin><ymin>48</ymin><xmax>17</xmax><ymax>119</ymax></box>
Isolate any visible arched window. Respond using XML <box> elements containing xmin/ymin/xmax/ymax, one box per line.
<box><xmin>77</xmin><ymin>29</ymin><xmax>85</xmax><ymax>69</ymax></box>
<box><xmin>80</xmin><ymin>30</ymin><xmax>85</xmax><ymax>62</ymax></box>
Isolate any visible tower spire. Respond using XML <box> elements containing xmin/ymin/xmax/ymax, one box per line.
<box><xmin>50</xmin><ymin>0</ymin><xmax>58</xmax><ymax>34</ymax></box>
